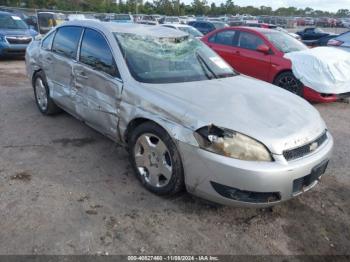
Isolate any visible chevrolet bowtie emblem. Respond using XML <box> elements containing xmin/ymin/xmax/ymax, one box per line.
<box><xmin>310</xmin><ymin>142</ymin><xmax>318</xmax><ymax>152</ymax></box>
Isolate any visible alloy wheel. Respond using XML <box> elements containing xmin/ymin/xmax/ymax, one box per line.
<box><xmin>35</xmin><ymin>77</ymin><xmax>48</xmax><ymax>111</ymax></box>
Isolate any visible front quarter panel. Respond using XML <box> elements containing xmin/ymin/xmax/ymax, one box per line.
<box><xmin>118</xmin><ymin>84</ymin><xmax>199</xmax><ymax>147</ymax></box>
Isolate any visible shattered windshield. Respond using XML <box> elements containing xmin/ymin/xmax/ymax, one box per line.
<box><xmin>114</xmin><ymin>33</ymin><xmax>236</xmax><ymax>83</ymax></box>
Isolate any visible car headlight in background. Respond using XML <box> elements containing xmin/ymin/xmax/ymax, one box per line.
<box><xmin>194</xmin><ymin>125</ymin><xmax>273</xmax><ymax>162</ymax></box>
<box><xmin>0</xmin><ymin>35</ymin><xmax>5</xmax><ymax>42</ymax></box>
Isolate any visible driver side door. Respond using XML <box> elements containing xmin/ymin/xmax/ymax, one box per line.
<box><xmin>73</xmin><ymin>28</ymin><xmax>123</xmax><ymax>139</ymax></box>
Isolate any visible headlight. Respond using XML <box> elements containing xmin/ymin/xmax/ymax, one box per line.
<box><xmin>0</xmin><ymin>35</ymin><xmax>5</xmax><ymax>42</ymax></box>
<box><xmin>194</xmin><ymin>125</ymin><xmax>273</xmax><ymax>162</ymax></box>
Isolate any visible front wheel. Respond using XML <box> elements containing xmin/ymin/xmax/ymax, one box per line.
<box><xmin>274</xmin><ymin>72</ymin><xmax>304</xmax><ymax>97</ymax></box>
<box><xmin>128</xmin><ymin>122</ymin><xmax>185</xmax><ymax>196</ymax></box>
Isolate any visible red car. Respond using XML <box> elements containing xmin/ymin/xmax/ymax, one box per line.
<box><xmin>202</xmin><ymin>27</ymin><xmax>339</xmax><ymax>103</ymax></box>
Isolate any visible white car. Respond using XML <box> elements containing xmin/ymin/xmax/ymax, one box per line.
<box><xmin>161</xmin><ymin>24</ymin><xmax>203</xmax><ymax>38</ymax></box>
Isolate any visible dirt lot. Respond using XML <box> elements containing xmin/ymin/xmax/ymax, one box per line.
<box><xmin>0</xmin><ymin>59</ymin><xmax>349</xmax><ymax>255</ymax></box>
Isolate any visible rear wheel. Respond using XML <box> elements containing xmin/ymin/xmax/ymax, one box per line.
<box><xmin>128</xmin><ymin>122</ymin><xmax>185</xmax><ymax>196</ymax></box>
<box><xmin>274</xmin><ymin>72</ymin><xmax>303</xmax><ymax>97</ymax></box>
<box><xmin>33</xmin><ymin>71</ymin><xmax>61</xmax><ymax>115</ymax></box>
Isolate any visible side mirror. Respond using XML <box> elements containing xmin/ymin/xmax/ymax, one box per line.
<box><xmin>256</xmin><ymin>44</ymin><xmax>270</xmax><ymax>54</ymax></box>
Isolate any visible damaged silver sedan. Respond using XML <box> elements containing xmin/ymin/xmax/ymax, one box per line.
<box><xmin>25</xmin><ymin>21</ymin><xmax>333</xmax><ymax>207</ymax></box>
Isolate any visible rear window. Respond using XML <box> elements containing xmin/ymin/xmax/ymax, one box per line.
<box><xmin>52</xmin><ymin>26</ymin><xmax>83</xmax><ymax>59</ymax></box>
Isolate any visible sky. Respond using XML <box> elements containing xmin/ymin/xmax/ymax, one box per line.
<box><xmin>180</xmin><ymin>0</ymin><xmax>350</xmax><ymax>12</ymax></box>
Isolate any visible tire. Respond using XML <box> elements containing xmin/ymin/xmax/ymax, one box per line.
<box><xmin>273</xmin><ymin>72</ymin><xmax>304</xmax><ymax>97</ymax></box>
<box><xmin>128</xmin><ymin>122</ymin><xmax>185</xmax><ymax>196</ymax></box>
<box><xmin>33</xmin><ymin>71</ymin><xmax>61</xmax><ymax>115</ymax></box>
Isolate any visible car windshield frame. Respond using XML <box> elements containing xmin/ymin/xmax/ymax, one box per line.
<box><xmin>114</xmin><ymin>32</ymin><xmax>237</xmax><ymax>84</ymax></box>
<box><xmin>263</xmin><ymin>31</ymin><xmax>308</xmax><ymax>53</ymax></box>
<box><xmin>0</xmin><ymin>14</ymin><xmax>28</xmax><ymax>29</ymax></box>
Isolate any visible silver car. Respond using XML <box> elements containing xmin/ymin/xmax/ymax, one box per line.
<box><xmin>25</xmin><ymin>21</ymin><xmax>333</xmax><ymax>207</ymax></box>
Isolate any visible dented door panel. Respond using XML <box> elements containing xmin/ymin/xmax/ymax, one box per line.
<box><xmin>73</xmin><ymin>63</ymin><xmax>122</xmax><ymax>138</ymax></box>
<box><xmin>49</xmin><ymin>53</ymin><xmax>77</xmax><ymax>112</ymax></box>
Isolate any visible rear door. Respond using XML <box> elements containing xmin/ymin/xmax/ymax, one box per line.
<box><xmin>206</xmin><ymin>30</ymin><xmax>239</xmax><ymax>70</ymax></box>
<box><xmin>73</xmin><ymin>28</ymin><xmax>123</xmax><ymax>138</ymax></box>
<box><xmin>50</xmin><ymin>26</ymin><xmax>83</xmax><ymax>112</ymax></box>
<box><xmin>234</xmin><ymin>30</ymin><xmax>271</xmax><ymax>82</ymax></box>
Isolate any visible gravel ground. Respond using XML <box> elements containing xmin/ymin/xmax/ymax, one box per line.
<box><xmin>0</xmin><ymin>60</ymin><xmax>349</xmax><ymax>255</ymax></box>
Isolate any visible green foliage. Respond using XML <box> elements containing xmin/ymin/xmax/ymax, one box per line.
<box><xmin>1</xmin><ymin>0</ymin><xmax>348</xmax><ymax>17</ymax></box>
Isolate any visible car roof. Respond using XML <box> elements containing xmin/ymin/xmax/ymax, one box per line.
<box><xmin>230</xmin><ymin>26</ymin><xmax>277</xmax><ymax>34</ymax></box>
<box><xmin>61</xmin><ymin>20</ymin><xmax>188</xmax><ymax>38</ymax></box>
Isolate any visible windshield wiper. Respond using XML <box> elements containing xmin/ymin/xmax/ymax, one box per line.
<box><xmin>195</xmin><ymin>52</ymin><xmax>217</xmax><ymax>80</ymax></box>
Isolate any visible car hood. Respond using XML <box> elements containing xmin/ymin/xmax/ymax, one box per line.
<box><xmin>0</xmin><ymin>28</ymin><xmax>37</xmax><ymax>37</ymax></box>
<box><xmin>141</xmin><ymin>76</ymin><xmax>326</xmax><ymax>154</ymax></box>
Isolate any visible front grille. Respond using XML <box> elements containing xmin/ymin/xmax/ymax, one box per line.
<box><xmin>283</xmin><ymin>131</ymin><xmax>328</xmax><ymax>161</ymax></box>
<box><xmin>6</xmin><ymin>36</ymin><xmax>32</xmax><ymax>45</ymax></box>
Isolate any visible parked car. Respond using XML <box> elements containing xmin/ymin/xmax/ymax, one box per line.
<box><xmin>202</xmin><ymin>27</ymin><xmax>342</xmax><ymax>103</ymax></box>
<box><xmin>309</xmin><ymin>34</ymin><xmax>338</xmax><ymax>47</ymax></box>
<box><xmin>67</xmin><ymin>14</ymin><xmax>99</xmax><ymax>22</ymax></box>
<box><xmin>0</xmin><ymin>7</ymin><xmax>37</xmax><ymax>29</ymax></box>
<box><xmin>159</xmin><ymin>16</ymin><xmax>180</xmax><ymax>24</ymax></box>
<box><xmin>188</xmin><ymin>21</ymin><xmax>228</xmax><ymax>35</ymax></box>
<box><xmin>137</xmin><ymin>15</ymin><xmax>158</xmax><ymax>25</ymax></box>
<box><xmin>246</xmin><ymin>23</ymin><xmax>277</xmax><ymax>29</ymax></box>
<box><xmin>161</xmin><ymin>24</ymin><xmax>203</xmax><ymax>38</ymax></box>
<box><xmin>297</xmin><ymin>27</ymin><xmax>330</xmax><ymax>41</ymax></box>
<box><xmin>328</xmin><ymin>31</ymin><xmax>350</xmax><ymax>51</ymax></box>
<box><xmin>110</xmin><ymin>14</ymin><xmax>134</xmax><ymax>24</ymax></box>
<box><xmin>275</xmin><ymin>27</ymin><xmax>301</xmax><ymax>41</ymax></box>
<box><xmin>0</xmin><ymin>11</ymin><xmax>38</xmax><ymax>57</ymax></box>
<box><xmin>25</xmin><ymin>21</ymin><xmax>333</xmax><ymax>207</ymax></box>
<box><xmin>37</xmin><ymin>12</ymin><xmax>66</xmax><ymax>34</ymax></box>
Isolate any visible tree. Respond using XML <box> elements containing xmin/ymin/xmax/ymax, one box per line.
<box><xmin>336</xmin><ymin>9</ymin><xmax>350</xmax><ymax>17</ymax></box>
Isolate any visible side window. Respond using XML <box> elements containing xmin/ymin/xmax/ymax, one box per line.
<box><xmin>211</xmin><ymin>30</ymin><xmax>236</xmax><ymax>46</ymax></box>
<box><xmin>238</xmin><ymin>31</ymin><xmax>264</xmax><ymax>51</ymax></box>
<box><xmin>79</xmin><ymin>28</ymin><xmax>119</xmax><ymax>77</ymax></box>
<box><xmin>41</xmin><ymin>31</ymin><xmax>55</xmax><ymax>50</ymax></box>
<box><xmin>203</xmin><ymin>23</ymin><xmax>211</xmax><ymax>29</ymax></box>
<box><xmin>52</xmin><ymin>26</ymin><xmax>83</xmax><ymax>59</ymax></box>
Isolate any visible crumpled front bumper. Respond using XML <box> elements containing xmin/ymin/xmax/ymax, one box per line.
<box><xmin>178</xmin><ymin>132</ymin><xmax>334</xmax><ymax>207</ymax></box>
